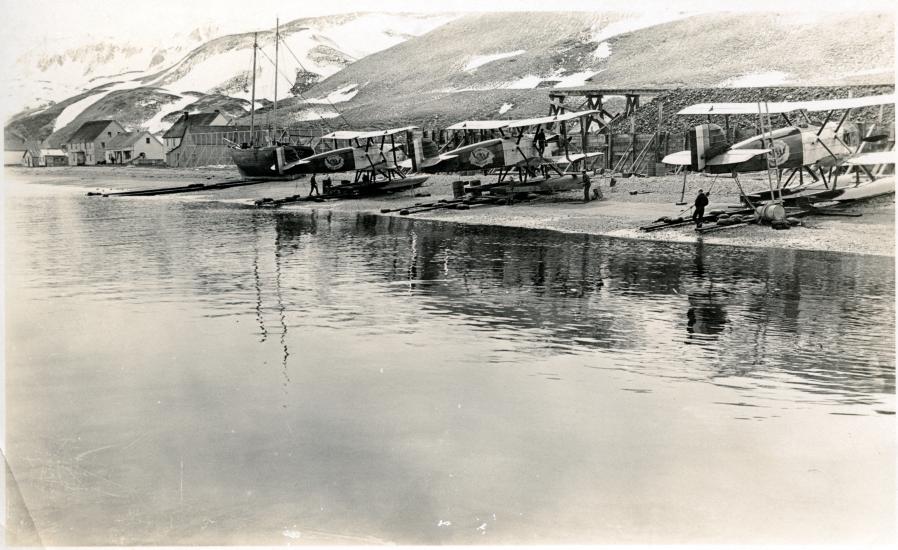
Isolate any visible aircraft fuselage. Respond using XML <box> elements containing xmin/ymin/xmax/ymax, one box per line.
<box><xmin>706</xmin><ymin>124</ymin><xmax>859</xmax><ymax>174</ymax></box>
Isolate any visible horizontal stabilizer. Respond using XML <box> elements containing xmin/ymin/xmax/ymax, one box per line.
<box><xmin>420</xmin><ymin>154</ymin><xmax>458</xmax><ymax>168</ymax></box>
<box><xmin>546</xmin><ymin>152</ymin><xmax>603</xmax><ymax>164</ymax></box>
<box><xmin>705</xmin><ymin>148</ymin><xmax>769</xmax><ymax>166</ymax></box>
<box><xmin>661</xmin><ymin>150</ymin><xmax>692</xmax><ymax>165</ymax></box>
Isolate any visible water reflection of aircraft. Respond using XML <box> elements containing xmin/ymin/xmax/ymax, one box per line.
<box><xmin>419</xmin><ymin>110</ymin><xmax>603</xmax><ymax>184</ymax></box>
<box><xmin>662</xmin><ymin>94</ymin><xmax>896</xmax><ymax>204</ymax></box>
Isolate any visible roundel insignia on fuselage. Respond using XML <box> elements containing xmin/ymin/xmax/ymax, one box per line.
<box><xmin>468</xmin><ymin>147</ymin><xmax>494</xmax><ymax>168</ymax></box>
<box><xmin>772</xmin><ymin>140</ymin><xmax>790</xmax><ymax>165</ymax></box>
<box><xmin>324</xmin><ymin>154</ymin><xmax>345</xmax><ymax>170</ymax></box>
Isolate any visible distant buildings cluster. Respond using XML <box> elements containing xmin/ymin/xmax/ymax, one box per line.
<box><xmin>3</xmin><ymin>109</ymin><xmax>242</xmax><ymax>168</ymax></box>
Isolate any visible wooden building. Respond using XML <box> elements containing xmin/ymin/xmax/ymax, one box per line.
<box><xmin>105</xmin><ymin>131</ymin><xmax>165</xmax><ymax>164</ymax></box>
<box><xmin>23</xmin><ymin>147</ymin><xmax>68</xmax><ymax>167</ymax></box>
<box><xmin>65</xmin><ymin>120</ymin><xmax>126</xmax><ymax>165</ymax></box>
<box><xmin>163</xmin><ymin>111</ymin><xmax>229</xmax><ymax>152</ymax></box>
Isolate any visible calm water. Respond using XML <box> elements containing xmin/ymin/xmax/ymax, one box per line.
<box><xmin>4</xmin><ymin>180</ymin><xmax>896</xmax><ymax>544</ymax></box>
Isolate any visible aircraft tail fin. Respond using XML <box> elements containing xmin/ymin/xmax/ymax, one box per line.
<box><xmin>687</xmin><ymin>124</ymin><xmax>729</xmax><ymax>170</ymax></box>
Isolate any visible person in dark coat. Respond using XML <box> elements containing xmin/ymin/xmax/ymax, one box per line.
<box><xmin>534</xmin><ymin>128</ymin><xmax>546</xmax><ymax>155</ymax></box>
<box><xmin>693</xmin><ymin>189</ymin><xmax>709</xmax><ymax>228</ymax></box>
<box><xmin>309</xmin><ymin>174</ymin><xmax>320</xmax><ymax>196</ymax></box>
<box><xmin>582</xmin><ymin>171</ymin><xmax>592</xmax><ymax>202</ymax></box>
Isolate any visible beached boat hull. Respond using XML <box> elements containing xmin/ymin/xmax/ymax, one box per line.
<box><xmin>230</xmin><ymin>145</ymin><xmax>314</xmax><ymax>179</ymax></box>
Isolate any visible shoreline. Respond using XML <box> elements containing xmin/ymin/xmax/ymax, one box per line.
<box><xmin>4</xmin><ymin>165</ymin><xmax>895</xmax><ymax>257</ymax></box>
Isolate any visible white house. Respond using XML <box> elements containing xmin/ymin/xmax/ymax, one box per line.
<box><xmin>105</xmin><ymin>131</ymin><xmax>165</xmax><ymax>164</ymax></box>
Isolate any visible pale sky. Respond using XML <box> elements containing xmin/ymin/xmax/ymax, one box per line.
<box><xmin>0</xmin><ymin>0</ymin><xmax>895</xmax><ymax>78</ymax></box>
<box><xmin>3</xmin><ymin>0</ymin><xmax>896</xmax><ymax>48</ymax></box>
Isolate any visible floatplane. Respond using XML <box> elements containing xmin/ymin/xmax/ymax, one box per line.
<box><xmin>662</xmin><ymin>93</ymin><xmax>896</xmax><ymax>204</ymax></box>
<box><xmin>377</xmin><ymin>110</ymin><xmax>605</xmax><ymax>216</ymax></box>
<box><xmin>419</xmin><ymin>110</ymin><xmax>603</xmax><ymax>193</ymax></box>
<box><xmin>649</xmin><ymin>93</ymin><xmax>895</xmax><ymax>231</ymax></box>
<box><xmin>294</xmin><ymin>127</ymin><xmax>428</xmax><ymax>192</ymax></box>
<box><xmin>254</xmin><ymin>127</ymin><xmax>430</xmax><ymax>207</ymax></box>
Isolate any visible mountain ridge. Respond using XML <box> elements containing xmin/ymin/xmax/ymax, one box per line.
<box><xmin>5</xmin><ymin>10</ymin><xmax>894</xmax><ymax>146</ymax></box>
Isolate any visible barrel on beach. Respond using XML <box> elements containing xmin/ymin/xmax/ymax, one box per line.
<box><xmin>452</xmin><ymin>180</ymin><xmax>466</xmax><ymax>198</ymax></box>
<box><xmin>755</xmin><ymin>203</ymin><xmax>786</xmax><ymax>222</ymax></box>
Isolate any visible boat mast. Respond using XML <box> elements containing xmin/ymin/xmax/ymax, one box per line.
<box><xmin>273</xmin><ymin>19</ymin><xmax>279</xmax><ymax>144</ymax></box>
<box><xmin>250</xmin><ymin>32</ymin><xmax>258</xmax><ymax>146</ymax></box>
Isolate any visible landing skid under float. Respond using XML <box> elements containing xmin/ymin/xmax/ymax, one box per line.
<box><xmin>652</xmin><ymin>94</ymin><xmax>895</xmax><ymax>231</ymax></box>
<box><xmin>416</xmin><ymin>110</ymin><xmax>604</xmax><ymax>199</ymax></box>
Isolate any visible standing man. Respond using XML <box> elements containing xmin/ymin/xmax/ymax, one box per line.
<box><xmin>693</xmin><ymin>188</ymin><xmax>709</xmax><ymax>228</ymax></box>
<box><xmin>582</xmin><ymin>171</ymin><xmax>592</xmax><ymax>203</ymax></box>
<box><xmin>534</xmin><ymin>128</ymin><xmax>546</xmax><ymax>156</ymax></box>
<box><xmin>309</xmin><ymin>173</ymin><xmax>320</xmax><ymax>197</ymax></box>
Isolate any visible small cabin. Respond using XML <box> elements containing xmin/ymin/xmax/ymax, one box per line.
<box><xmin>23</xmin><ymin>148</ymin><xmax>68</xmax><ymax>167</ymax></box>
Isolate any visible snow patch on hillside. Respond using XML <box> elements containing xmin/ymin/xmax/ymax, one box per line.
<box><xmin>293</xmin><ymin>108</ymin><xmax>341</xmax><ymax>122</ymax></box>
<box><xmin>499</xmin><ymin>102</ymin><xmax>513</xmax><ymax>115</ymax></box>
<box><xmin>53</xmin><ymin>81</ymin><xmax>143</xmax><ymax>131</ymax></box>
<box><xmin>720</xmin><ymin>71</ymin><xmax>791</xmax><ymax>87</ymax></box>
<box><xmin>505</xmin><ymin>75</ymin><xmax>544</xmax><ymax>89</ymax></box>
<box><xmin>304</xmin><ymin>84</ymin><xmax>359</xmax><ymax>104</ymax></box>
<box><xmin>464</xmin><ymin>50</ymin><xmax>526</xmax><ymax>72</ymax></box>
<box><xmin>590</xmin><ymin>12</ymin><xmax>691</xmax><ymax>59</ymax></box>
<box><xmin>553</xmin><ymin>71</ymin><xmax>599</xmax><ymax>88</ymax></box>
<box><xmin>142</xmin><ymin>94</ymin><xmax>195</xmax><ymax>133</ymax></box>
<box><xmin>594</xmin><ymin>42</ymin><xmax>612</xmax><ymax>59</ymax></box>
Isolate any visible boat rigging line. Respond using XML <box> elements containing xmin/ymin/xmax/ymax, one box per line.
<box><xmin>277</xmin><ymin>34</ymin><xmax>354</xmax><ymax>129</ymax></box>
<box><xmin>254</xmin><ymin>43</ymin><xmax>339</xmax><ymax>138</ymax></box>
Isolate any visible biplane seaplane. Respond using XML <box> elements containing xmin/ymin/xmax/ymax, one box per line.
<box><xmin>253</xmin><ymin>127</ymin><xmax>429</xmax><ymax>207</ymax></box>
<box><xmin>662</xmin><ymin>93</ymin><xmax>896</xmax><ymax>207</ymax></box>
<box><xmin>290</xmin><ymin>126</ymin><xmax>429</xmax><ymax>195</ymax></box>
<box><xmin>418</xmin><ymin>110</ymin><xmax>603</xmax><ymax>195</ymax></box>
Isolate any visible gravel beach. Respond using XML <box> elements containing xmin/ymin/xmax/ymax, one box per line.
<box><xmin>4</xmin><ymin>165</ymin><xmax>894</xmax><ymax>257</ymax></box>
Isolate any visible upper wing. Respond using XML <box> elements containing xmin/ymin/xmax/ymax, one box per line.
<box><xmin>321</xmin><ymin>127</ymin><xmax>417</xmax><ymax>140</ymax></box>
<box><xmin>678</xmin><ymin>94</ymin><xmax>895</xmax><ymax>115</ymax></box>
<box><xmin>446</xmin><ymin>120</ymin><xmax>509</xmax><ymax>130</ymax></box>
<box><xmin>504</xmin><ymin>110</ymin><xmax>600</xmax><ymax>129</ymax></box>
<box><xmin>446</xmin><ymin>110</ymin><xmax>600</xmax><ymax>131</ymax></box>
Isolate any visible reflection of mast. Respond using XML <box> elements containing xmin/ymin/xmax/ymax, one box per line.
<box><xmin>274</xmin><ymin>228</ymin><xmax>291</xmax><ymax>390</ymax></box>
<box><xmin>251</xmin><ymin>214</ymin><xmax>267</xmax><ymax>342</ymax></box>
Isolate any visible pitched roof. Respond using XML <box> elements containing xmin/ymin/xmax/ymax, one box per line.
<box><xmin>162</xmin><ymin>112</ymin><xmax>228</xmax><ymax>139</ymax></box>
<box><xmin>68</xmin><ymin>120</ymin><xmax>118</xmax><ymax>143</ymax></box>
<box><xmin>106</xmin><ymin>132</ymin><xmax>141</xmax><ymax>149</ymax></box>
<box><xmin>106</xmin><ymin>132</ymin><xmax>162</xmax><ymax>150</ymax></box>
